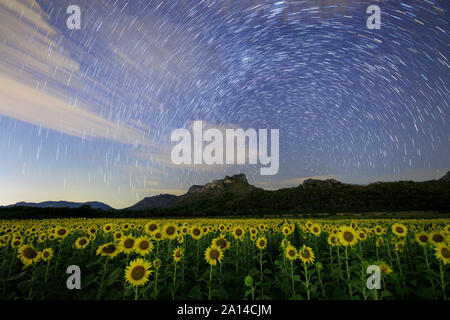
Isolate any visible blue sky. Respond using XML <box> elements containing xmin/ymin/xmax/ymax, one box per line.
<box><xmin>0</xmin><ymin>0</ymin><xmax>448</xmax><ymax>209</ymax></box>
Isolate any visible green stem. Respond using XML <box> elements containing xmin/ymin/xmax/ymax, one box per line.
<box><xmin>439</xmin><ymin>263</ymin><xmax>446</xmax><ymax>300</ymax></box>
<box><xmin>208</xmin><ymin>264</ymin><xmax>213</xmax><ymax>300</ymax></box>
<box><xmin>172</xmin><ymin>262</ymin><xmax>177</xmax><ymax>300</ymax></box>
<box><xmin>304</xmin><ymin>263</ymin><xmax>310</xmax><ymax>300</ymax></box>
<box><xmin>290</xmin><ymin>260</ymin><xmax>295</xmax><ymax>297</ymax></box>
<box><xmin>345</xmin><ymin>246</ymin><xmax>352</xmax><ymax>298</ymax></box>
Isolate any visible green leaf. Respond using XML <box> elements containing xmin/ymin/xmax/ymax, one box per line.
<box><xmin>245</xmin><ymin>275</ymin><xmax>253</xmax><ymax>287</ymax></box>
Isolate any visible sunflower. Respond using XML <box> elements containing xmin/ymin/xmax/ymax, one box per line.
<box><xmin>87</xmin><ymin>226</ymin><xmax>97</xmax><ymax>235</ymax></box>
<box><xmin>232</xmin><ymin>226</ymin><xmax>245</xmax><ymax>241</ymax></box>
<box><xmin>153</xmin><ymin>231</ymin><xmax>163</xmax><ymax>241</ymax></box>
<box><xmin>285</xmin><ymin>245</ymin><xmax>298</xmax><ymax>261</ymax></box>
<box><xmin>119</xmin><ymin>236</ymin><xmax>136</xmax><ymax>254</ymax></box>
<box><xmin>124</xmin><ymin>258</ymin><xmax>152</xmax><ymax>287</ymax></box>
<box><xmin>392</xmin><ymin>223</ymin><xmax>407</xmax><ymax>237</ymax></box>
<box><xmin>327</xmin><ymin>234</ymin><xmax>338</xmax><ymax>247</ymax></box>
<box><xmin>181</xmin><ymin>226</ymin><xmax>189</xmax><ymax>235</ymax></box>
<box><xmin>376</xmin><ymin>237</ymin><xmax>384</xmax><ymax>247</ymax></box>
<box><xmin>338</xmin><ymin>226</ymin><xmax>358</xmax><ymax>246</ymax></box>
<box><xmin>113</xmin><ymin>231</ymin><xmax>124</xmax><ymax>241</ymax></box>
<box><xmin>395</xmin><ymin>241</ymin><xmax>405</xmax><ymax>252</ymax></box>
<box><xmin>153</xmin><ymin>258</ymin><xmax>161</xmax><ymax>269</ymax></box>
<box><xmin>55</xmin><ymin>226</ymin><xmax>69</xmax><ymax>239</ymax></box>
<box><xmin>357</xmin><ymin>230</ymin><xmax>367</xmax><ymax>241</ymax></box>
<box><xmin>212</xmin><ymin>237</ymin><xmax>230</xmax><ymax>251</ymax></box>
<box><xmin>434</xmin><ymin>243</ymin><xmax>450</xmax><ymax>265</ymax></box>
<box><xmin>162</xmin><ymin>224</ymin><xmax>178</xmax><ymax>240</ymax></box>
<box><xmin>75</xmin><ymin>237</ymin><xmax>90</xmax><ymax>249</ymax></box>
<box><xmin>190</xmin><ymin>226</ymin><xmax>202</xmax><ymax>240</ymax></box>
<box><xmin>415</xmin><ymin>232</ymin><xmax>429</xmax><ymax>246</ymax></box>
<box><xmin>173</xmin><ymin>246</ymin><xmax>184</xmax><ymax>262</ymax></box>
<box><xmin>204</xmin><ymin>245</ymin><xmax>224</xmax><ymax>266</ymax></box>
<box><xmin>374</xmin><ymin>225</ymin><xmax>383</xmax><ymax>235</ymax></box>
<box><xmin>37</xmin><ymin>233</ymin><xmax>47</xmax><ymax>243</ymax></box>
<box><xmin>430</xmin><ymin>231</ymin><xmax>447</xmax><ymax>245</ymax></box>
<box><xmin>18</xmin><ymin>244</ymin><xmax>41</xmax><ymax>266</ymax></box>
<box><xmin>135</xmin><ymin>236</ymin><xmax>153</xmax><ymax>256</ymax></box>
<box><xmin>378</xmin><ymin>262</ymin><xmax>393</xmax><ymax>275</ymax></box>
<box><xmin>41</xmin><ymin>248</ymin><xmax>53</xmax><ymax>261</ymax></box>
<box><xmin>279</xmin><ymin>239</ymin><xmax>289</xmax><ymax>249</ymax></box>
<box><xmin>103</xmin><ymin>223</ymin><xmax>114</xmax><ymax>233</ymax></box>
<box><xmin>310</xmin><ymin>224</ymin><xmax>321</xmax><ymax>236</ymax></box>
<box><xmin>281</xmin><ymin>225</ymin><xmax>292</xmax><ymax>236</ymax></box>
<box><xmin>298</xmin><ymin>245</ymin><xmax>315</xmax><ymax>264</ymax></box>
<box><xmin>11</xmin><ymin>238</ymin><xmax>22</xmax><ymax>248</ymax></box>
<box><xmin>256</xmin><ymin>237</ymin><xmax>267</xmax><ymax>250</ymax></box>
<box><xmin>96</xmin><ymin>243</ymin><xmax>121</xmax><ymax>258</ymax></box>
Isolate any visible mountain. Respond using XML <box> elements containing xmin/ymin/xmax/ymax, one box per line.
<box><xmin>124</xmin><ymin>172</ymin><xmax>450</xmax><ymax>215</ymax></box>
<box><xmin>126</xmin><ymin>194</ymin><xmax>178</xmax><ymax>211</ymax></box>
<box><xmin>125</xmin><ymin>174</ymin><xmax>257</xmax><ymax>211</ymax></box>
<box><xmin>4</xmin><ymin>201</ymin><xmax>113</xmax><ymax>211</ymax></box>
<box><xmin>439</xmin><ymin>171</ymin><xmax>450</xmax><ymax>183</ymax></box>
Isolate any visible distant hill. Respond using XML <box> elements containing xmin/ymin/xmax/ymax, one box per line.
<box><xmin>126</xmin><ymin>194</ymin><xmax>178</xmax><ymax>211</ymax></box>
<box><xmin>2</xmin><ymin>171</ymin><xmax>450</xmax><ymax>218</ymax></box>
<box><xmin>124</xmin><ymin>173</ymin><xmax>258</xmax><ymax>211</ymax></box>
<box><xmin>3</xmin><ymin>201</ymin><xmax>113</xmax><ymax>211</ymax></box>
<box><xmin>124</xmin><ymin>172</ymin><xmax>450</xmax><ymax>215</ymax></box>
<box><xmin>440</xmin><ymin>171</ymin><xmax>450</xmax><ymax>183</ymax></box>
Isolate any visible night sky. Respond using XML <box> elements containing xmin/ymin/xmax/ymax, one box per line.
<box><xmin>0</xmin><ymin>0</ymin><xmax>448</xmax><ymax>209</ymax></box>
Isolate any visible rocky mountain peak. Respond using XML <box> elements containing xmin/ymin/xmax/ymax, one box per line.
<box><xmin>439</xmin><ymin>171</ymin><xmax>450</xmax><ymax>182</ymax></box>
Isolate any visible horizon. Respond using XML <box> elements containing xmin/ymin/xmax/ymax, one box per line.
<box><xmin>2</xmin><ymin>170</ymin><xmax>449</xmax><ymax>210</ymax></box>
<box><xmin>0</xmin><ymin>1</ymin><xmax>449</xmax><ymax>209</ymax></box>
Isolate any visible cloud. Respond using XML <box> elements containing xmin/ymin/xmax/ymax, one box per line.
<box><xmin>0</xmin><ymin>0</ymin><xmax>159</xmax><ymax>146</ymax></box>
<box><xmin>0</xmin><ymin>73</ymin><xmax>153</xmax><ymax>146</ymax></box>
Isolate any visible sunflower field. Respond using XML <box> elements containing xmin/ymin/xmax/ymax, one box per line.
<box><xmin>0</xmin><ymin>218</ymin><xmax>448</xmax><ymax>300</ymax></box>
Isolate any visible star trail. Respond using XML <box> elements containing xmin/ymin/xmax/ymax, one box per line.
<box><xmin>0</xmin><ymin>0</ymin><xmax>448</xmax><ymax>208</ymax></box>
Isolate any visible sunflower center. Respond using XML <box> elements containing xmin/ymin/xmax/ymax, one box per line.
<box><xmin>209</xmin><ymin>249</ymin><xmax>220</xmax><ymax>259</ymax></box>
<box><xmin>259</xmin><ymin>240</ymin><xmax>266</xmax><ymax>247</ymax></box>
<box><xmin>131</xmin><ymin>266</ymin><xmax>146</xmax><ymax>280</ymax></box>
<box><xmin>57</xmin><ymin>229</ymin><xmax>67</xmax><ymax>236</ymax></box>
<box><xmin>216</xmin><ymin>239</ymin><xmax>226</xmax><ymax>249</ymax></box>
<box><xmin>441</xmin><ymin>247</ymin><xmax>450</xmax><ymax>258</ymax></box>
<box><xmin>79</xmin><ymin>239</ymin><xmax>87</xmax><ymax>246</ymax></box>
<box><xmin>419</xmin><ymin>235</ymin><xmax>428</xmax><ymax>242</ymax></box>
<box><xmin>139</xmin><ymin>241</ymin><xmax>149</xmax><ymax>250</ymax></box>
<box><xmin>166</xmin><ymin>226</ymin><xmax>175</xmax><ymax>235</ymax></box>
<box><xmin>43</xmin><ymin>251</ymin><xmax>49</xmax><ymax>258</ymax></box>
<box><xmin>149</xmin><ymin>224</ymin><xmax>157</xmax><ymax>231</ymax></box>
<box><xmin>235</xmin><ymin>229</ymin><xmax>242</xmax><ymax>236</ymax></box>
<box><xmin>343</xmin><ymin>231</ymin><xmax>354</xmax><ymax>242</ymax></box>
<box><xmin>193</xmin><ymin>228</ymin><xmax>200</xmax><ymax>236</ymax></box>
<box><xmin>23</xmin><ymin>247</ymin><xmax>37</xmax><ymax>259</ymax></box>
<box><xmin>433</xmin><ymin>234</ymin><xmax>444</xmax><ymax>243</ymax></box>
<box><xmin>395</xmin><ymin>227</ymin><xmax>404</xmax><ymax>234</ymax></box>
<box><xmin>124</xmin><ymin>239</ymin><xmax>134</xmax><ymax>248</ymax></box>
<box><xmin>301</xmin><ymin>250</ymin><xmax>310</xmax><ymax>259</ymax></box>
<box><xmin>288</xmin><ymin>249</ymin><xmax>296</xmax><ymax>257</ymax></box>
<box><xmin>313</xmin><ymin>227</ymin><xmax>318</xmax><ymax>233</ymax></box>
<box><xmin>104</xmin><ymin>244</ymin><xmax>116</xmax><ymax>254</ymax></box>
